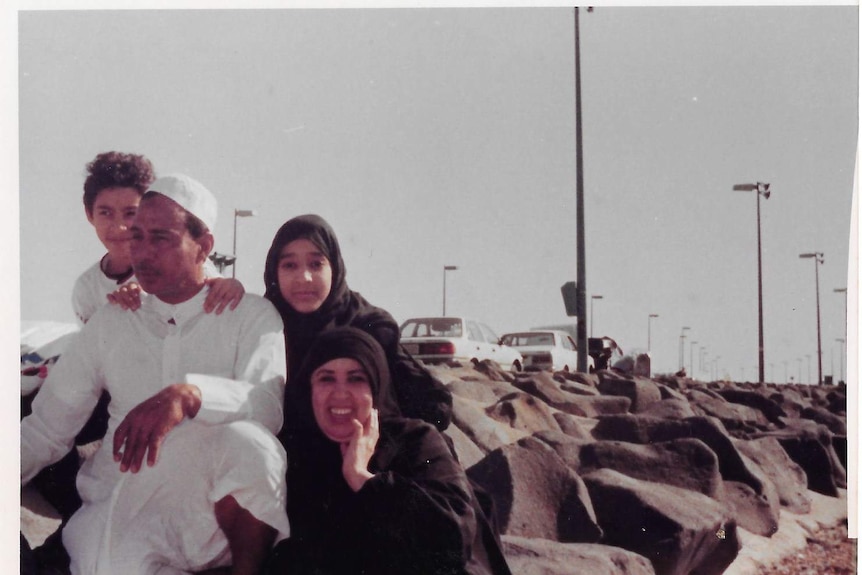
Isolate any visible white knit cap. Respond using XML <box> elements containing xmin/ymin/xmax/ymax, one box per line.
<box><xmin>146</xmin><ymin>174</ymin><xmax>217</xmax><ymax>232</ymax></box>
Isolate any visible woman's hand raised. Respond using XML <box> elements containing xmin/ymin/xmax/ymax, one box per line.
<box><xmin>340</xmin><ymin>408</ymin><xmax>379</xmax><ymax>492</ymax></box>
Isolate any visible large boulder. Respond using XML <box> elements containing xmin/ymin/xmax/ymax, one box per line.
<box><xmin>502</xmin><ymin>536</ymin><xmax>656</xmax><ymax>575</ymax></box>
<box><xmin>640</xmin><ymin>398</ymin><xmax>696</xmax><ymax>420</ymax></box>
<box><xmin>512</xmin><ymin>372</ymin><xmax>600</xmax><ymax>417</ymax></box>
<box><xmin>486</xmin><ymin>392</ymin><xmax>562</xmax><ymax>434</ymax></box>
<box><xmin>577</xmin><ymin>438</ymin><xmax>724</xmax><ymax>499</ymax></box>
<box><xmin>450</xmin><ymin>395</ymin><xmax>526</xmax><ymax>453</ymax></box>
<box><xmin>769</xmin><ymin>420</ymin><xmax>847</xmax><ymax>496</ymax></box>
<box><xmin>583</xmin><ymin>469</ymin><xmax>740</xmax><ymax>575</ymax></box>
<box><xmin>717</xmin><ymin>389</ymin><xmax>787</xmax><ymax>427</ymax></box>
<box><xmin>686</xmin><ymin>389</ymin><xmax>771</xmax><ymax>433</ymax></box>
<box><xmin>597</xmin><ymin>372</ymin><xmax>662</xmax><ymax>413</ymax></box>
<box><xmin>591</xmin><ymin>415</ymin><xmax>776</xmax><ymax>504</ymax></box>
<box><xmin>733</xmin><ymin>436</ymin><xmax>811</xmax><ymax>514</ymax></box>
<box><xmin>467</xmin><ymin>437</ymin><xmax>602</xmax><ymax>543</ymax></box>
<box><xmin>800</xmin><ymin>405</ymin><xmax>846</xmax><ymax>435</ymax></box>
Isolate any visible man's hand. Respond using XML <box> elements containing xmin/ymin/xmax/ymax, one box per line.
<box><xmin>106</xmin><ymin>282</ymin><xmax>143</xmax><ymax>311</ymax></box>
<box><xmin>113</xmin><ymin>383</ymin><xmax>202</xmax><ymax>473</ymax></box>
<box><xmin>204</xmin><ymin>278</ymin><xmax>245</xmax><ymax>314</ymax></box>
<box><xmin>340</xmin><ymin>408</ymin><xmax>379</xmax><ymax>492</ymax></box>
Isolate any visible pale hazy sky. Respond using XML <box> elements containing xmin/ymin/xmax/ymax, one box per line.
<box><xmin>9</xmin><ymin>2</ymin><xmax>859</xmax><ymax>381</ymax></box>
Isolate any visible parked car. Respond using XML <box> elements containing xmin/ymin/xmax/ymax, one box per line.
<box><xmin>399</xmin><ymin>317</ymin><xmax>524</xmax><ymax>371</ymax></box>
<box><xmin>500</xmin><ymin>330</ymin><xmax>593</xmax><ymax>373</ymax></box>
<box><xmin>588</xmin><ymin>336</ymin><xmax>624</xmax><ymax>371</ymax></box>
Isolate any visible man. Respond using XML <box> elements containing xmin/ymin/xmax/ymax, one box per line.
<box><xmin>21</xmin><ymin>174</ymin><xmax>289</xmax><ymax>575</ymax></box>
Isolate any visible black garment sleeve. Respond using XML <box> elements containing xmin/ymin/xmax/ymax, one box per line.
<box><xmin>347</xmin><ymin>422</ymin><xmax>476</xmax><ymax>574</ymax></box>
<box><xmin>368</xmin><ymin>321</ymin><xmax>453</xmax><ymax>431</ymax></box>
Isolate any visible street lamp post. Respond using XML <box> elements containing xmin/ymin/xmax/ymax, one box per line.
<box><xmin>590</xmin><ymin>295</ymin><xmax>603</xmax><ymax>337</ymax></box>
<box><xmin>806</xmin><ymin>354</ymin><xmax>812</xmax><ymax>385</ymax></box>
<box><xmin>733</xmin><ymin>182</ymin><xmax>770</xmax><ymax>383</ymax></box>
<box><xmin>799</xmin><ymin>252</ymin><xmax>825</xmax><ymax>385</ymax></box>
<box><xmin>573</xmin><ymin>6</ymin><xmax>593</xmax><ymax>374</ymax></box>
<box><xmin>836</xmin><ymin>338</ymin><xmax>846</xmax><ymax>383</ymax></box>
<box><xmin>678</xmin><ymin>326</ymin><xmax>690</xmax><ymax>372</ymax></box>
<box><xmin>647</xmin><ymin>314</ymin><xmax>659</xmax><ymax>352</ymax></box>
<box><xmin>689</xmin><ymin>340</ymin><xmax>698</xmax><ymax>376</ymax></box>
<box><xmin>232</xmin><ymin>209</ymin><xmax>256</xmax><ymax>279</ymax></box>
<box><xmin>442</xmin><ymin>266</ymin><xmax>458</xmax><ymax>315</ymax></box>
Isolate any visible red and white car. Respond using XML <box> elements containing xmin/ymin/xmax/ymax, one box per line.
<box><xmin>399</xmin><ymin>317</ymin><xmax>523</xmax><ymax>372</ymax></box>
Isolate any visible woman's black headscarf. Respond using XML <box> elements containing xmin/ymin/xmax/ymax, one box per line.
<box><xmin>286</xmin><ymin>326</ymin><xmax>399</xmax><ymax>435</ymax></box>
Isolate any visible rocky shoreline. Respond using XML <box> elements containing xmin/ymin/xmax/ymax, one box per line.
<box><xmin>21</xmin><ymin>362</ymin><xmax>852</xmax><ymax>574</ymax></box>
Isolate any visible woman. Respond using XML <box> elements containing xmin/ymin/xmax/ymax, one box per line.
<box><xmin>263</xmin><ymin>214</ymin><xmax>452</xmax><ymax>431</ymax></box>
<box><xmin>266</xmin><ymin>327</ymin><xmax>511</xmax><ymax>575</ymax></box>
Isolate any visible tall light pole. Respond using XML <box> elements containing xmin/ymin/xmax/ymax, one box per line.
<box><xmin>834</xmin><ymin>288</ymin><xmax>847</xmax><ymax>385</ymax></box>
<box><xmin>689</xmin><ymin>340</ymin><xmax>698</xmax><ymax>376</ymax></box>
<box><xmin>799</xmin><ymin>252</ymin><xmax>825</xmax><ymax>385</ymax></box>
<box><xmin>797</xmin><ymin>357</ymin><xmax>802</xmax><ymax>384</ymax></box>
<box><xmin>442</xmin><ymin>265</ymin><xmax>458</xmax><ymax>315</ymax></box>
<box><xmin>806</xmin><ymin>354</ymin><xmax>812</xmax><ymax>385</ymax></box>
<box><xmin>590</xmin><ymin>295</ymin><xmax>603</xmax><ymax>337</ymax></box>
<box><xmin>678</xmin><ymin>326</ymin><xmax>690</xmax><ymax>371</ymax></box>
<box><xmin>733</xmin><ymin>182</ymin><xmax>770</xmax><ymax>383</ymax></box>
<box><xmin>836</xmin><ymin>338</ymin><xmax>846</xmax><ymax>383</ymax></box>
<box><xmin>232</xmin><ymin>209</ymin><xmax>256</xmax><ymax>279</ymax></box>
<box><xmin>573</xmin><ymin>6</ymin><xmax>593</xmax><ymax>373</ymax></box>
<box><xmin>647</xmin><ymin>313</ymin><xmax>659</xmax><ymax>352</ymax></box>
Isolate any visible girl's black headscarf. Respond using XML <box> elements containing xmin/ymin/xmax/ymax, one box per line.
<box><xmin>263</xmin><ymin>214</ymin><xmax>399</xmax><ymax>379</ymax></box>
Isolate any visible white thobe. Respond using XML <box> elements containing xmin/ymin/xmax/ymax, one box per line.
<box><xmin>22</xmin><ymin>288</ymin><xmax>290</xmax><ymax>575</ymax></box>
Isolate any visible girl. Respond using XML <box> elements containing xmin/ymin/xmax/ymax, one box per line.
<box><xmin>263</xmin><ymin>214</ymin><xmax>452</xmax><ymax>431</ymax></box>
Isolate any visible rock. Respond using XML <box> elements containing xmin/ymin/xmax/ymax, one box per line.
<box><xmin>686</xmin><ymin>389</ymin><xmax>771</xmax><ymax>433</ymax></box>
<box><xmin>717</xmin><ymin>480</ymin><xmax>778</xmax><ymax>537</ymax></box>
<box><xmin>640</xmin><ymin>398</ymin><xmax>696</xmax><ymax>420</ymax></box>
<box><xmin>474</xmin><ymin>359</ymin><xmax>516</xmax><ymax>382</ymax></box>
<box><xmin>559</xmin><ymin>380</ymin><xmax>601</xmax><ymax>397</ymax></box>
<box><xmin>577</xmin><ymin>438</ymin><xmax>724</xmax><ymax>499</ymax></box>
<box><xmin>717</xmin><ymin>389</ymin><xmax>787</xmax><ymax>427</ymax></box>
<box><xmin>467</xmin><ymin>437</ymin><xmax>602</xmax><ymax>543</ymax></box>
<box><xmin>597</xmin><ymin>372</ymin><xmax>662</xmax><ymax>413</ymax></box>
<box><xmin>552</xmin><ymin>412</ymin><xmax>596</xmax><ymax>440</ymax></box>
<box><xmin>801</xmin><ymin>405</ymin><xmax>846</xmax><ymax>435</ymax></box>
<box><xmin>444</xmin><ymin>420</ymin><xmax>488</xmax><ymax>469</ymax></box>
<box><xmin>450</xmin><ymin>394</ymin><xmax>527</xmax><ymax>453</ymax></box>
<box><xmin>583</xmin><ymin>469</ymin><xmax>740</xmax><ymax>575</ymax></box>
<box><xmin>733</xmin><ymin>437</ymin><xmax>811</xmax><ymax>514</ymax></box>
<box><xmin>486</xmin><ymin>392</ymin><xmax>562</xmax><ymax>434</ymax></box>
<box><xmin>447</xmin><ymin>378</ymin><xmax>502</xmax><ymax>404</ymax></box>
<box><xmin>502</xmin><ymin>535</ymin><xmax>656</xmax><ymax>575</ymax></box>
<box><xmin>512</xmin><ymin>372</ymin><xmax>597</xmax><ymax>417</ymax></box>
<box><xmin>591</xmin><ymin>415</ymin><xmax>774</xmax><ymax>503</ymax></box>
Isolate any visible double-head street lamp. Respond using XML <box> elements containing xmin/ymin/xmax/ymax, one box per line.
<box><xmin>232</xmin><ymin>209</ymin><xmax>257</xmax><ymax>278</ymax></box>
<box><xmin>442</xmin><ymin>266</ymin><xmax>458</xmax><ymax>315</ymax></box>
<box><xmin>799</xmin><ymin>252</ymin><xmax>825</xmax><ymax>385</ymax></box>
<box><xmin>590</xmin><ymin>295</ymin><xmax>603</xmax><ymax>337</ymax></box>
<box><xmin>647</xmin><ymin>313</ymin><xmax>659</xmax><ymax>352</ymax></box>
<box><xmin>733</xmin><ymin>181</ymin><xmax>771</xmax><ymax>383</ymax></box>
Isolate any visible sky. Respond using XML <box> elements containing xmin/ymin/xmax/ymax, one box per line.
<box><xmin>7</xmin><ymin>2</ymin><xmax>859</xmax><ymax>385</ymax></box>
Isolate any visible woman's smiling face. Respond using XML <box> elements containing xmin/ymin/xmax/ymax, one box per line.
<box><xmin>277</xmin><ymin>238</ymin><xmax>333</xmax><ymax>313</ymax></box>
<box><xmin>310</xmin><ymin>357</ymin><xmax>374</xmax><ymax>443</ymax></box>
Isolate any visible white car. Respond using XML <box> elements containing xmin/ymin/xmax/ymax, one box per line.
<box><xmin>399</xmin><ymin>317</ymin><xmax>524</xmax><ymax>372</ymax></box>
<box><xmin>500</xmin><ymin>330</ymin><xmax>593</xmax><ymax>373</ymax></box>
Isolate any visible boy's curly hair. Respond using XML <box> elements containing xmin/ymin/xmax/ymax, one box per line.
<box><xmin>82</xmin><ymin>151</ymin><xmax>155</xmax><ymax>215</ymax></box>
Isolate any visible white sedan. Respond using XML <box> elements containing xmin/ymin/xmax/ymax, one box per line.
<box><xmin>499</xmin><ymin>330</ymin><xmax>593</xmax><ymax>373</ymax></box>
<box><xmin>399</xmin><ymin>317</ymin><xmax>524</xmax><ymax>372</ymax></box>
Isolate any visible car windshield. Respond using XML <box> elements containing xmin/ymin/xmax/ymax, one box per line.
<box><xmin>503</xmin><ymin>333</ymin><xmax>554</xmax><ymax>347</ymax></box>
<box><xmin>401</xmin><ymin>318</ymin><xmax>463</xmax><ymax>338</ymax></box>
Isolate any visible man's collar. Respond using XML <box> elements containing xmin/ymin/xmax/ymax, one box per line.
<box><xmin>142</xmin><ymin>286</ymin><xmax>209</xmax><ymax>326</ymax></box>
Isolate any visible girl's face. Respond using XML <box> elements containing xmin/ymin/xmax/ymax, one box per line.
<box><xmin>310</xmin><ymin>357</ymin><xmax>374</xmax><ymax>443</ymax></box>
<box><xmin>87</xmin><ymin>187</ymin><xmax>142</xmax><ymax>258</ymax></box>
<box><xmin>277</xmin><ymin>238</ymin><xmax>333</xmax><ymax>313</ymax></box>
